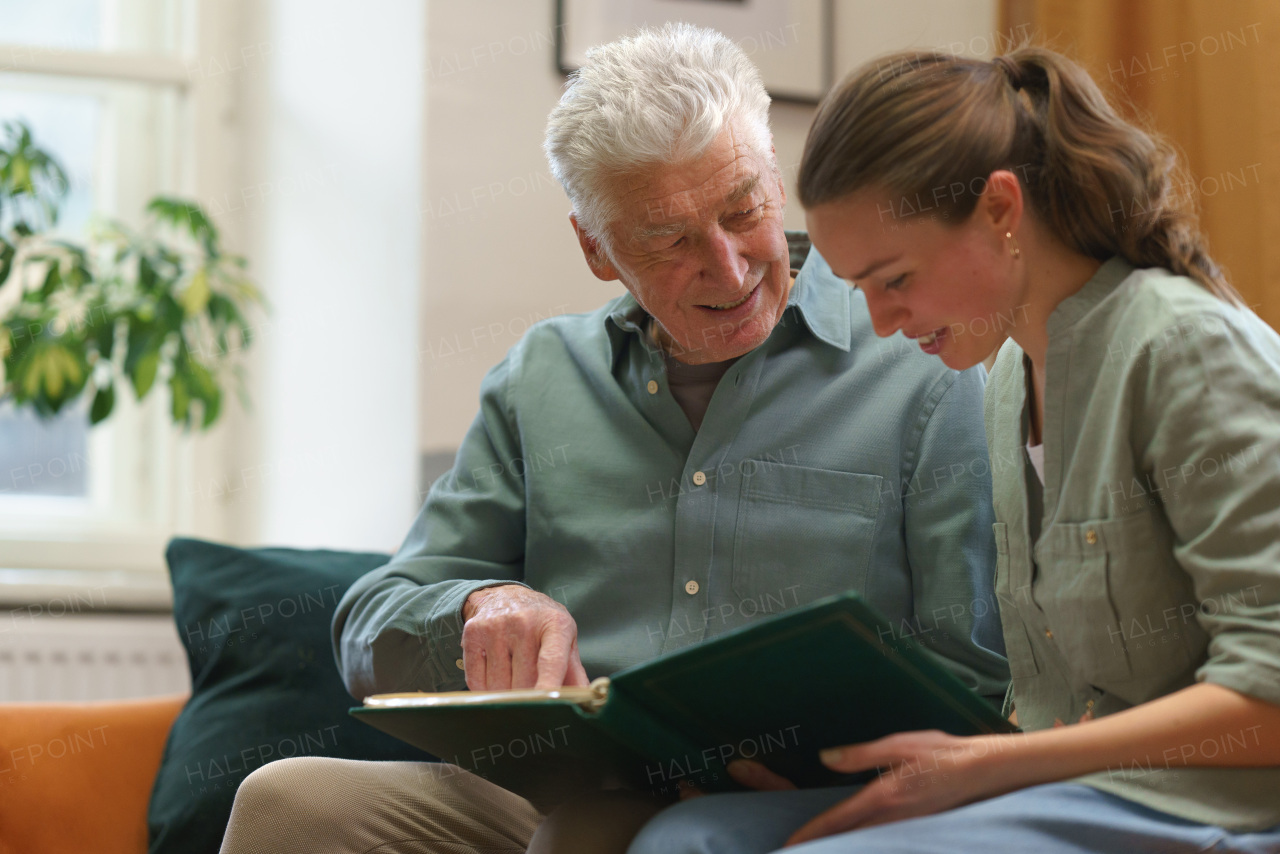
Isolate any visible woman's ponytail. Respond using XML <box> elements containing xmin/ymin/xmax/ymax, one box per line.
<box><xmin>799</xmin><ymin>45</ymin><xmax>1242</xmax><ymax>304</ymax></box>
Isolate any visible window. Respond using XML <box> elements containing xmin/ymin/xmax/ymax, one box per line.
<box><xmin>0</xmin><ymin>0</ymin><xmax>226</xmax><ymax>574</ymax></box>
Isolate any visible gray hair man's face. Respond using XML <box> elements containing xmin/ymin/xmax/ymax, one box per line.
<box><xmin>591</xmin><ymin>126</ymin><xmax>791</xmax><ymax>365</ymax></box>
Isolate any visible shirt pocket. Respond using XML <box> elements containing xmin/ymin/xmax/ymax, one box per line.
<box><xmin>993</xmin><ymin>521</ymin><xmax>1040</xmax><ymax>679</ymax></box>
<box><xmin>1037</xmin><ymin>508</ymin><xmax>1202</xmax><ymax>699</ymax></box>
<box><xmin>731</xmin><ymin>463</ymin><xmax>882</xmax><ymax>605</ymax></box>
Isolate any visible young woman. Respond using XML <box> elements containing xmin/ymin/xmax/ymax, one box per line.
<box><xmin>626</xmin><ymin>46</ymin><xmax>1280</xmax><ymax>854</ymax></box>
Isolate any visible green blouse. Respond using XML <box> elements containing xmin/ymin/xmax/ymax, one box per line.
<box><xmin>986</xmin><ymin>257</ymin><xmax>1280</xmax><ymax>831</ymax></box>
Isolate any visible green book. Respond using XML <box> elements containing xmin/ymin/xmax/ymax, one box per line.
<box><xmin>350</xmin><ymin>591</ymin><xmax>1013</xmax><ymax>808</ymax></box>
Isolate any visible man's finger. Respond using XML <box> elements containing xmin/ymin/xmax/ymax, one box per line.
<box><xmin>509</xmin><ymin>633</ymin><xmax>540</xmax><ymax>689</ymax></box>
<box><xmin>484</xmin><ymin>638</ymin><xmax>513</xmax><ymax>690</ymax></box>
<box><xmin>565</xmin><ymin>649</ymin><xmax>590</xmax><ymax>687</ymax></box>
<box><xmin>533</xmin><ymin>624</ymin><xmax>575</xmax><ymax>690</ymax></box>
<box><xmin>727</xmin><ymin>759</ymin><xmax>797</xmax><ymax>792</ymax></box>
<box><xmin>462</xmin><ymin>633</ymin><xmax>487</xmax><ymax>691</ymax></box>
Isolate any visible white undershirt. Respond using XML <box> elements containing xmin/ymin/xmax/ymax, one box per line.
<box><xmin>1026</xmin><ymin>442</ymin><xmax>1045</xmax><ymax>485</ymax></box>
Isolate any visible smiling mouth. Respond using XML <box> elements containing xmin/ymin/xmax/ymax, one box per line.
<box><xmin>703</xmin><ymin>286</ymin><xmax>756</xmax><ymax>311</ymax></box>
<box><xmin>912</xmin><ymin>327</ymin><xmax>949</xmax><ymax>354</ymax></box>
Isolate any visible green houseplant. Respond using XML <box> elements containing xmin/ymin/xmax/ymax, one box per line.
<box><xmin>0</xmin><ymin>120</ymin><xmax>263</xmax><ymax>429</ymax></box>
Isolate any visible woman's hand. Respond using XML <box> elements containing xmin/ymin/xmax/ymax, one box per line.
<box><xmin>727</xmin><ymin>684</ymin><xmax>1280</xmax><ymax>846</ymax></box>
<box><xmin>782</xmin><ymin>730</ymin><xmax>1012</xmax><ymax>845</ymax></box>
<box><xmin>725</xmin><ymin>759</ymin><xmax>799</xmax><ymax>792</ymax></box>
<box><xmin>728</xmin><ymin>730</ymin><xmax>1029</xmax><ymax>846</ymax></box>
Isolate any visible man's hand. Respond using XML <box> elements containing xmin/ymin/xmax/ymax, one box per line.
<box><xmin>461</xmin><ymin>585</ymin><xmax>590</xmax><ymax>691</ymax></box>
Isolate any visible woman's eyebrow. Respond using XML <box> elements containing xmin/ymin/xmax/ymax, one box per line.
<box><xmin>848</xmin><ymin>255</ymin><xmax>903</xmax><ymax>282</ymax></box>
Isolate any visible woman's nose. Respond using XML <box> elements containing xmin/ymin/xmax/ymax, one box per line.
<box><xmin>861</xmin><ymin>288</ymin><xmax>909</xmax><ymax>338</ymax></box>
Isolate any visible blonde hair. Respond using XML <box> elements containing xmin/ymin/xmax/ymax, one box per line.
<box><xmin>798</xmin><ymin>45</ymin><xmax>1241</xmax><ymax>304</ymax></box>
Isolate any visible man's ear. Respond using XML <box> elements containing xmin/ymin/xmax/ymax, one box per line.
<box><xmin>570</xmin><ymin>213</ymin><xmax>620</xmax><ymax>282</ymax></box>
<box><xmin>772</xmin><ymin>146</ymin><xmax>787</xmax><ymax>207</ymax></box>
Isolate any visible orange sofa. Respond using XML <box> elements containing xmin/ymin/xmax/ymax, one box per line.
<box><xmin>0</xmin><ymin>694</ymin><xmax>188</xmax><ymax>854</ymax></box>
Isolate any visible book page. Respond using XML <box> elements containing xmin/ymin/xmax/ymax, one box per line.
<box><xmin>363</xmin><ymin>676</ymin><xmax>610</xmax><ymax>710</ymax></box>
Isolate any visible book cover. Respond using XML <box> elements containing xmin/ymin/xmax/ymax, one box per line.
<box><xmin>350</xmin><ymin>591</ymin><xmax>1012</xmax><ymax>806</ymax></box>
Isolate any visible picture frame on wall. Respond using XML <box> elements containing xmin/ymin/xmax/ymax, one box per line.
<box><xmin>555</xmin><ymin>0</ymin><xmax>835</xmax><ymax>104</ymax></box>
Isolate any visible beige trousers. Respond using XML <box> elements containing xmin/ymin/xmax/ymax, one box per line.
<box><xmin>218</xmin><ymin>757</ymin><xmax>667</xmax><ymax>854</ymax></box>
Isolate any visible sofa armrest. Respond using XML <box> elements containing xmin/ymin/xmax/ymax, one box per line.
<box><xmin>0</xmin><ymin>693</ymin><xmax>188</xmax><ymax>854</ymax></box>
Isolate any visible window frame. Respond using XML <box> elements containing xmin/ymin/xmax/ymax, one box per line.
<box><xmin>0</xmin><ymin>0</ymin><xmax>239</xmax><ymax>578</ymax></box>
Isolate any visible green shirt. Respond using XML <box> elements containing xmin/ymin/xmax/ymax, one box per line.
<box><xmin>986</xmin><ymin>257</ymin><xmax>1280</xmax><ymax>831</ymax></box>
<box><xmin>334</xmin><ymin>249</ymin><xmax>1010</xmax><ymax>707</ymax></box>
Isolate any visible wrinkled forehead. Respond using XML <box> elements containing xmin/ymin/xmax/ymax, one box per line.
<box><xmin>607</xmin><ymin>135</ymin><xmax>775</xmax><ymax>233</ymax></box>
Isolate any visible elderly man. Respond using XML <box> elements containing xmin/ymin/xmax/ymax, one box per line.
<box><xmin>218</xmin><ymin>23</ymin><xmax>1006</xmax><ymax>854</ymax></box>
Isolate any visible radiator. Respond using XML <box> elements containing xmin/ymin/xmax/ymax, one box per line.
<box><xmin>0</xmin><ymin>613</ymin><xmax>190</xmax><ymax>702</ymax></box>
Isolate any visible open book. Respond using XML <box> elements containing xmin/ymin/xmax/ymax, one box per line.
<box><xmin>350</xmin><ymin>591</ymin><xmax>1012</xmax><ymax>807</ymax></box>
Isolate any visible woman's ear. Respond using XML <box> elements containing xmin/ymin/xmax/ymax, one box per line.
<box><xmin>979</xmin><ymin>169</ymin><xmax>1025</xmax><ymax>236</ymax></box>
<box><xmin>570</xmin><ymin>213</ymin><xmax>620</xmax><ymax>282</ymax></box>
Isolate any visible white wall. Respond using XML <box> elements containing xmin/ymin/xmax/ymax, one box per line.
<box><xmin>419</xmin><ymin>0</ymin><xmax>999</xmax><ymax>456</ymax></box>
<box><xmin>221</xmin><ymin>0</ymin><xmax>424</xmax><ymax>551</ymax></box>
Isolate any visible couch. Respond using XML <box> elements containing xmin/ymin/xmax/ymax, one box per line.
<box><xmin>0</xmin><ymin>539</ymin><xmax>434</xmax><ymax>854</ymax></box>
<box><xmin>0</xmin><ymin>694</ymin><xmax>188</xmax><ymax>854</ymax></box>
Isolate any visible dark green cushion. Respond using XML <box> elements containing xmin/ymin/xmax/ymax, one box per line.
<box><xmin>785</xmin><ymin>230</ymin><xmax>812</xmax><ymax>271</ymax></box>
<box><xmin>147</xmin><ymin>538</ymin><xmax>434</xmax><ymax>854</ymax></box>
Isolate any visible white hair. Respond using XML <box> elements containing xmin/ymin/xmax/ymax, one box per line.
<box><xmin>544</xmin><ymin>23</ymin><xmax>773</xmax><ymax>257</ymax></box>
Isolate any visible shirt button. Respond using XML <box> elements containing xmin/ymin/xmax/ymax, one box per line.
<box><xmin>455</xmin><ymin>658</ymin><xmax>465</xmax><ymax>670</ymax></box>
<box><xmin>1085</xmin><ymin>529</ymin><xmax>1098</xmax><ymax>545</ymax></box>
<box><xmin>684</xmin><ymin>580</ymin><xmax>700</xmax><ymax>595</ymax></box>
<box><xmin>1045</xmin><ymin>629</ymin><xmax>1054</xmax><ymax>639</ymax></box>
<box><xmin>647</xmin><ymin>380</ymin><xmax>658</xmax><ymax>394</ymax></box>
<box><xmin>692</xmin><ymin>471</ymin><xmax>707</xmax><ymax>486</ymax></box>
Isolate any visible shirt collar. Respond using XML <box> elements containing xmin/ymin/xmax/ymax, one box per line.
<box><xmin>786</xmin><ymin>248</ymin><xmax>852</xmax><ymax>352</ymax></box>
<box><xmin>602</xmin><ymin>248</ymin><xmax>852</xmax><ymax>368</ymax></box>
<box><xmin>603</xmin><ymin>293</ymin><xmax>648</xmax><ymax>368</ymax></box>
<box><xmin>1046</xmin><ymin>256</ymin><xmax>1135</xmax><ymax>336</ymax></box>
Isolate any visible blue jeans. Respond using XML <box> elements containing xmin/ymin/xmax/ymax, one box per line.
<box><xmin>626</xmin><ymin>783</ymin><xmax>1280</xmax><ymax>854</ymax></box>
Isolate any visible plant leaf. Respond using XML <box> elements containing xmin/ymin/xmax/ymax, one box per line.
<box><xmin>170</xmin><ymin>371</ymin><xmax>190</xmax><ymax>425</ymax></box>
<box><xmin>131</xmin><ymin>349</ymin><xmax>160</xmax><ymax>398</ymax></box>
<box><xmin>200</xmin><ymin>385</ymin><xmax>221</xmax><ymax>428</ymax></box>
<box><xmin>10</xmin><ymin>154</ymin><xmax>31</xmax><ymax>193</ymax></box>
<box><xmin>90</xmin><ymin>382</ymin><xmax>115</xmax><ymax>424</ymax></box>
<box><xmin>90</xmin><ymin>302</ymin><xmax>115</xmax><ymax>360</ymax></box>
<box><xmin>180</xmin><ymin>266</ymin><xmax>210</xmax><ymax>317</ymax></box>
<box><xmin>34</xmin><ymin>343</ymin><xmax>87</xmax><ymax>405</ymax></box>
<box><xmin>39</xmin><ymin>263</ymin><xmax>61</xmax><ymax>299</ymax></box>
<box><xmin>0</xmin><ymin>236</ymin><xmax>13</xmax><ymax>287</ymax></box>
<box><xmin>147</xmin><ymin>196</ymin><xmax>220</xmax><ymax>255</ymax></box>
<box><xmin>19</xmin><ymin>350</ymin><xmax>42</xmax><ymax>398</ymax></box>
